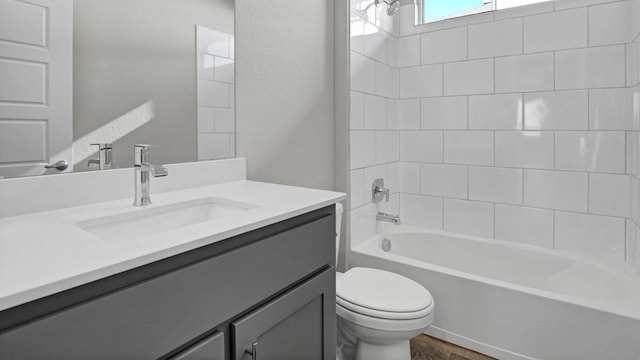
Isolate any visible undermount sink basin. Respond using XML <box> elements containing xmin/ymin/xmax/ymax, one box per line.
<box><xmin>76</xmin><ymin>197</ymin><xmax>259</xmax><ymax>241</ymax></box>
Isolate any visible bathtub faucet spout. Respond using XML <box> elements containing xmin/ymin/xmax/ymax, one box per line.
<box><xmin>377</xmin><ymin>212</ymin><xmax>401</xmax><ymax>225</ymax></box>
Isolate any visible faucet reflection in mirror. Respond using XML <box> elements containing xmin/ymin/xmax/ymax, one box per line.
<box><xmin>133</xmin><ymin>144</ymin><xmax>168</xmax><ymax>206</ymax></box>
<box><xmin>87</xmin><ymin>143</ymin><xmax>113</xmax><ymax>170</ymax></box>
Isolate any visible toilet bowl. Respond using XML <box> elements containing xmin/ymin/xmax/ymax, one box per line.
<box><xmin>334</xmin><ymin>204</ymin><xmax>434</xmax><ymax>360</ymax></box>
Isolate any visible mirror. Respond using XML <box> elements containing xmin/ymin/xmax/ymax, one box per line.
<box><xmin>0</xmin><ymin>0</ymin><xmax>235</xmax><ymax>179</ymax></box>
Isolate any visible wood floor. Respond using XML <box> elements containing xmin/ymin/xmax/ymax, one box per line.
<box><xmin>410</xmin><ymin>334</ymin><xmax>496</xmax><ymax>360</ymax></box>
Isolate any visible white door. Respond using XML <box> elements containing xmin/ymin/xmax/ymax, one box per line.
<box><xmin>0</xmin><ymin>0</ymin><xmax>73</xmax><ymax>178</ymax></box>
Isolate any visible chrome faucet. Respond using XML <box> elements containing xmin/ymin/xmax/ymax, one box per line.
<box><xmin>377</xmin><ymin>212</ymin><xmax>401</xmax><ymax>225</ymax></box>
<box><xmin>133</xmin><ymin>144</ymin><xmax>168</xmax><ymax>206</ymax></box>
<box><xmin>87</xmin><ymin>143</ymin><xmax>113</xmax><ymax>170</ymax></box>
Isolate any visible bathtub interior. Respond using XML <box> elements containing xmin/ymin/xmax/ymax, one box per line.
<box><xmin>348</xmin><ymin>228</ymin><xmax>640</xmax><ymax>360</ymax></box>
<box><xmin>352</xmin><ymin>227</ymin><xmax>640</xmax><ymax>321</ymax></box>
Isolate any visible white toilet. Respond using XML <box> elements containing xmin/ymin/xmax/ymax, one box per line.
<box><xmin>334</xmin><ymin>204</ymin><xmax>434</xmax><ymax>360</ymax></box>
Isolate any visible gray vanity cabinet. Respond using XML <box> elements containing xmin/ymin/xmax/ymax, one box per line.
<box><xmin>0</xmin><ymin>206</ymin><xmax>336</xmax><ymax>359</ymax></box>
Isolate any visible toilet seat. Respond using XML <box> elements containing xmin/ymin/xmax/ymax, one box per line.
<box><xmin>336</xmin><ymin>301</ymin><xmax>434</xmax><ymax>333</ymax></box>
<box><xmin>337</xmin><ymin>296</ymin><xmax>433</xmax><ymax>320</ymax></box>
<box><xmin>336</xmin><ymin>267</ymin><xmax>433</xmax><ymax>320</ymax></box>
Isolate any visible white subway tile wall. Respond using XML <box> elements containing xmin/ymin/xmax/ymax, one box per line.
<box><xmin>523</xmin><ymin>90</ymin><xmax>588</xmax><ymax>129</ymax></box>
<box><xmin>444</xmin><ymin>59</ymin><xmax>494</xmax><ymax>95</ymax></box>
<box><xmin>350</xmin><ymin>1</ymin><xmax>400</xmax><ymax>247</ymax></box>
<box><xmin>443</xmin><ymin>131</ymin><xmax>494</xmax><ymax>166</ymax></box>
<box><xmin>495</xmin><ymin>131</ymin><xmax>555</xmax><ymax>169</ymax></box>
<box><xmin>495</xmin><ymin>204</ymin><xmax>554</xmax><ymax>248</ymax></box>
<box><xmin>444</xmin><ymin>199</ymin><xmax>495</xmax><ymax>238</ymax></box>
<box><xmin>495</xmin><ymin>52</ymin><xmax>554</xmax><ymax>92</ymax></box>
<box><xmin>386</xmin><ymin>99</ymin><xmax>398</xmax><ymax>129</ymax></box>
<box><xmin>400</xmin><ymin>193</ymin><xmax>444</xmax><ymax>229</ymax></box>
<box><xmin>349</xmin><ymin>0</ymin><xmax>640</xmax><ymax>262</ymax></box>
<box><xmin>421</xmin><ymin>96</ymin><xmax>468</xmax><ymax>129</ymax></box>
<box><xmin>399</xmin><ymin>131</ymin><xmax>443</xmax><ymax>163</ymax></box>
<box><xmin>523</xmin><ymin>8</ymin><xmax>587</xmax><ymax>53</ymax></box>
<box><xmin>555</xmin><ymin>45</ymin><xmax>626</xmax><ymax>89</ymax></box>
<box><xmin>469</xmin><ymin>93</ymin><xmax>523</xmax><ymax>129</ymax></box>
<box><xmin>399</xmin><ymin>65</ymin><xmax>443</xmax><ymax>98</ymax></box>
<box><xmin>420</xmin><ymin>27</ymin><xmax>468</xmax><ymax>65</ymax></box>
<box><xmin>468</xmin><ymin>18</ymin><xmax>523</xmax><ymax>59</ymax></box>
<box><xmin>196</xmin><ymin>26</ymin><xmax>235</xmax><ymax>160</ymax></box>
<box><xmin>588</xmin><ymin>1</ymin><xmax>631</xmax><ymax>46</ymax></box>
<box><xmin>468</xmin><ymin>166</ymin><xmax>523</xmax><ymax>205</ymax></box>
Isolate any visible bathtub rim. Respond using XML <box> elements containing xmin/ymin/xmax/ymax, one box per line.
<box><xmin>351</xmin><ymin>226</ymin><xmax>640</xmax><ymax>321</ymax></box>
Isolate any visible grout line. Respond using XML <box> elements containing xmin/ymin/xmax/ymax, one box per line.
<box><xmin>466</xmin><ymin>165</ymin><xmax>470</xmax><ymax>200</ymax></box>
<box><xmin>381</xmin><ymin>193</ymin><xmax>630</xmax><ymax>221</ymax></box>
<box><xmin>521</xmin><ymin>167</ymin><xmax>525</xmax><ymax>206</ymax></box>
<box><xmin>521</xmin><ymin>14</ymin><xmax>525</xmax><ymax>55</ymax></box>
<box><xmin>553</xmin><ymin>51</ymin><xmax>557</xmax><ymax>91</ymax></box>
<box><xmin>408</xmin><ymin>45</ymin><xmax>627</xmax><ymax>68</ymax></box>
<box><xmin>465</xmin><ymin>26</ymin><xmax>470</xmax><ymax>61</ymax></box>
<box><xmin>441</xmin><ymin>63</ymin><xmax>445</xmax><ymax>96</ymax></box>
<box><xmin>492</xmin><ymin>202</ymin><xmax>496</xmax><ymax>238</ymax></box>
<box><xmin>395</xmin><ymin>84</ymin><xmax>629</xmax><ymax>100</ymax></box>
<box><xmin>624</xmin><ymin>42</ymin><xmax>628</xmax><ymax>88</ymax></box>
<box><xmin>587</xmin><ymin>172</ymin><xmax>591</xmax><ymax>212</ymax></box>
<box><xmin>493</xmin><ymin>131</ymin><xmax>496</xmax><ymax>166</ymax></box>
<box><xmin>351</xmin><ymin>157</ymin><xmax>629</xmax><ymax>175</ymax></box>
<box><xmin>553</xmin><ymin>131</ymin><xmax>556</xmax><ymax>169</ymax></box>
<box><xmin>466</xmin><ymin>95</ymin><xmax>470</xmax><ymax>130</ymax></box>
<box><xmin>441</xmin><ymin>196</ymin><xmax>445</xmax><ymax>230</ymax></box>
<box><xmin>625</xmin><ymin>130</ymin><xmax>628</xmax><ymax>178</ymax></box>
<box><xmin>493</xmin><ymin>58</ymin><xmax>496</xmax><ymax>94</ymax></box>
<box><xmin>586</xmin><ymin>5</ymin><xmax>590</xmax><ymax>48</ymax></box>
<box><xmin>552</xmin><ymin>210</ymin><xmax>556</xmax><ymax>249</ymax></box>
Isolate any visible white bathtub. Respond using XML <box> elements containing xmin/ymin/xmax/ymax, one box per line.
<box><xmin>349</xmin><ymin>227</ymin><xmax>640</xmax><ymax>360</ymax></box>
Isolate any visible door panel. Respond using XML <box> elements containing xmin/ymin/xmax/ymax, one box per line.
<box><xmin>256</xmin><ymin>297</ymin><xmax>323</xmax><ymax>360</ymax></box>
<box><xmin>232</xmin><ymin>268</ymin><xmax>335</xmax><ymax>360</ymax></box>
<box><xmin>0</xmin><ymin>58</ymin><xmax>47</xmax><ymax>103</ymax></box>
<box><xmin>0</xmin><ymin>121</ymin><xmax>47</xmax><ymax>162</ymax></box>
<box><xmin>0</xmin><ymin>0</ymin><xmax>48</xmax><ymax>47</ymax></box>
<box><xmin>0</xmin><ymin>0</ymin><xmax>72</xmax><ymax>178</ymax></box>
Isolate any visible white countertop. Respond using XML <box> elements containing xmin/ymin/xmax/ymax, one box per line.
<box><xmin>0</xmin><ymin>180</ymin><xmax>345</xmax><ymax>311</ymax></box>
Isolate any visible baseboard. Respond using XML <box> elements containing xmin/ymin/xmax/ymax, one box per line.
<box><xmin>424</xmin><ymin>326</ymin><xmax>536</xmax><ymax>360</ymax></box>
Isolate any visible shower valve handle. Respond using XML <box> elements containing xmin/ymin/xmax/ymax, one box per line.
<box><xmin>372</xmin><ymin>178</ymin><xmax>390</xmax><ymax>203</ymax></box>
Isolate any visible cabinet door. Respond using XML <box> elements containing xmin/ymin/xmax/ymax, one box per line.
<box><xmin>232</xmin><ymin>268</ymin><xmax>336</xmax><ymax>360</ymax></box>
<box><xmin>170</xmin><ymin>331</ymin><xmax>224</xmax><ymax>360</ymax></box>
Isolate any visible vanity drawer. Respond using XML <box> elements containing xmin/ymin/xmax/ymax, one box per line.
<box><xmin>0</xmin><ymin>210</ymin><xmax>335</xmax><ymax>359</ymax></box>
<box><xmin>170</xmin><ymin>331</ymin><xmax>225</xmax><ymax>360</ymax></box>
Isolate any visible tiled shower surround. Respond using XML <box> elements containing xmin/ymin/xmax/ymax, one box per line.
<box><xmin>350</xmin><ymin>0</ymin><xmax>640</xmax><ymax>265</ymax></box>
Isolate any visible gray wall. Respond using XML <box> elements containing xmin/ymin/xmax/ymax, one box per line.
<box><xmin>235</xmin><ymin>0</ymin><xmax>336</xmax><ymax>191</ymax></box>
<box><xmin>334</xmin><ymin>0</ymin><xmax>351</xmax><ymax>270</ymax></box>
<box><xmin>73</xmin><ymin>0</ymin><xmax>233</xmax><ymax>170</ymax></box>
